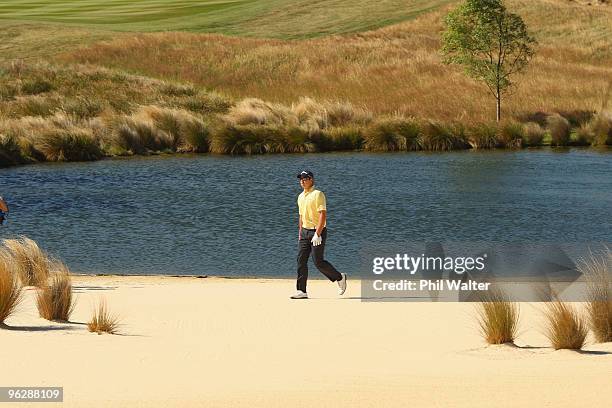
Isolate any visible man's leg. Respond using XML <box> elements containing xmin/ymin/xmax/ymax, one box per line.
<box><xmin>311</xmin><ymin>229</ymin><xmax>342</xmax><ymax>282</ymax></box>
<box><xmin>296</xmin><ymin>230</ymin><xmax>312</xmax><ymax>292</ymax></box>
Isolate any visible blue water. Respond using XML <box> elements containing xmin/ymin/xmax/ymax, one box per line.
<box><xmin>0</xmin><ymin>149</ymin><xmax>610</xmax><ymax>276</ymax></box>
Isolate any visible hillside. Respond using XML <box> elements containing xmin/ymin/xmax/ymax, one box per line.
<box><xmin>53</xmin><ymin>0</ymin><xmax>612</xmax><ymax>121</ymax></box>
<box><xmin>0</xmin><ymin>0</ymin><xmax>454</xmax><ymax>38</ymax></box>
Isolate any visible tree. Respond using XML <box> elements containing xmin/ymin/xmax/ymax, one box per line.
<box><xmin>441</xmin><ymin>0</ymin><xmax>536</xmax><ymax>122</ymax></box>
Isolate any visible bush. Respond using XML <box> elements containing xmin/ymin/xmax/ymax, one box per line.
<box><xmin>589</xmin><ymin>112</ymin><xmax>612</xmax><ymax>146</ymax></box>
<box><xmin>2</xmin><ymin>237</ymin><xmax>49</xmax><ymax>287</ymax></box>
<box><xmin>543</xmin><ymin>301</ymin><xmax>588</xmax><ymax>350</ymax></box>
<box><xmin>547</xmin><ymin>114</ymin><xmax>571</xmax><ymax>146</ymax></box>
<box><xmin>321</xmin><ymin>126</ymin><xmax>364</xmax><ymax>151</ymax></box>
<box><xmin>0</xmin><ymin>250</ymin><xmax>23</xmax><ymax>325</ymax></box>
<box><xmin>580</xmin><ymin>249</ymin><xmax>612</xmax><ymax>343</ymax></box>
<box><xmin>36</xmin><ymin>262</ymin><xmax>75</xmax><ymax>322</ymax></box>
<box><xmin>88</xmin><ymin>299</ymin><xmax>119</xmax><ymax>335</ymax></box>
<box><xmin>523</xmin><ymin>122</ymin><xmax>545</xmax><ymax>146</ymax></box>
<box><xmin>111</xmin><ymin>116</ymin><xmax>173</xmax><ymax>155</ymax></box>
<box><xmin>363</xmin><ymin>116</ymin><xmax>420</xmax><ymax>151</ymax></box>
<box><xmin>0</xmin><ymin>133</ymin><xmax>28</xmax><ymax>167</ymax></box>
<box><xmin>574</xmin><ymin>123</ymin><xmax>594</xmax><ymax>146</ymax></box>
<box><xmin>476</xmin><ymin>290</ymin><xmax>520</xmax><ymax>344</ymax></box>
<box><xmin>139</xmin><ymin>106</ymin><xmax>210</xmax><ymax>153</ymax></box>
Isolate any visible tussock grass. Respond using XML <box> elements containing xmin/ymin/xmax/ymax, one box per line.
<box><xmin>543</xmin><ymin>301</ymin><xmax>588</xmax><ymax>350</ymax></box>
<box><xmin>547</xmin><ymin>114</ymin><xmax>571</xmax><ymax>147</ymax></box>
<box><xmin>468</xmin><ymin>123</ymin><xmax>499</xmax><ymax>149</ymax></box>
<box><xmin>2</xmin><ymin>237</ymin><xmax>49</xmax><ymax>287</ymax></box>
<box><xmin>36</xmin><ymin>261</ymin><xmax>75</xmax><ymax>322</ymax></box>
<box><xmin>523</xmin><ymin>122</ymin><xmax>545</xmax><ymax>146</ymax></box>
<box><xmin>476</xmin><ymin>290</ymin><xmax>520</xmax><ymax>345</ymax></box>
<box><xmin>499</xmin><ymin>122</ymin><xmax>525</xmax><ymax>148</ymax></box>
<box><xmin>363</xmin><ymin>116</ymin><xmax>421</xmax><ymax>151</ymax></box>
<box><xmin>580</xmin><ymin>249</ymin><xmax>612</xmax><ymax>343</ymax></box>
<box><xmin>0</xmin><ymin>250</ymin><xmax>23</xmax><ymax>325</ymax></box>
<box><xmin>420</xmin><ymin>121</ymin><xmax>468</xmax><ymax>151</ymax></box>
<box><xmin>588</xmin><ymin>112</ymin><xmax>612</xmax><ymax>146</ymax></box>
<box><xmin>87</xmin><ymin>300</ymin><xmax>119</xmax><ymax>335</ymax></box>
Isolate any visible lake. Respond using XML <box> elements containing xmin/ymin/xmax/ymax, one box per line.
<box><xmin>1</xmin><ymin>149</ymin><xmax>610</xmax><ymax>276</ymax></box>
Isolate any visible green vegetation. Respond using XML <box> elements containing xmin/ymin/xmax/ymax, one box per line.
<box><xmin>0</xmin><ymin>0</ymin><xmax>454</xmax><ymax>39</ymax></box>
<box><xmin>442</xmin><ymin>0</ymin><xmax>536</xmax><ymax>121</ymax></box>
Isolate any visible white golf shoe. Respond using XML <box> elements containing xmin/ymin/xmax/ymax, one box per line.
<box><xmin>290</xmin><ymin>290</ymin><xmax>308</xmax><ymax>299</ymax></box>
<box><xmin>338</xmin><ymin>273</ymin><xmax>347</xmax><ymax>295</ymax></box>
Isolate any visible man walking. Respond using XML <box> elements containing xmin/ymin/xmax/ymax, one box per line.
<box><xmin>291</xmin><ymin>170</ymin><xmax>347</xmax><ymax>299</ymax></box>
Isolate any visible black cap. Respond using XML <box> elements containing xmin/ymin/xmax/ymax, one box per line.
<box><xmin>297</xmin><ymin>170</ymin><xmax>314</xmax><ymax>179</ymax></box>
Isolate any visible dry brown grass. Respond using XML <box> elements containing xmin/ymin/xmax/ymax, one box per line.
<box><xmin>475</xmin><ymin>290</ymin><xmax>520</xmax><ymax>345</ymax></box>
<box><xmin>580</xmin><ymin>249</ymin><xmax>612</xmax><ymax>343</ymax></box>
<box><xmin>543</xmin><ymin>301</ymin><xmax>588</xmax><ymax>350</ymax></box>
<box><xmin>35</xmin><ymin>261</ymin><xmax>75</xmax><ymax>322</ymax></box>
<box><xmin>87</xmin><ymin>299</ymin><xmax>119</xmax><ymax>334</ymax></box>
<box><xmin>0</xmin><ymin>250</ymin><xmax>23</xmax><ymax>325</ymax></box>
<box><xmin>57</xmin><ymin>1</ymin><xmax>612</xmax><ymax>122</ymax></box>
<box><xmin>2</xmin><ymin>236</ymin><xmax>49</xmax><ymax>287</ymax></box>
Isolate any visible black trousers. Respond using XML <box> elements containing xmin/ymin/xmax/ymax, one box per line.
<box><xmin>297</xmin><ymin>227</ymin><xmax>342</xmax><ymax>292</ymax></box>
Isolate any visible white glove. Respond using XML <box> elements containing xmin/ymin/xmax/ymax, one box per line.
<box><xmin>311</xmin><ymin>233</ymin><xmax>322</xmax><ymax>246</ymax></box>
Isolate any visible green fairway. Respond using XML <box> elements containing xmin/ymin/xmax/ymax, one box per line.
<box><xmin>0</xmin><ymin>0</ymin><xmax>454</xmax><ymax>38</ymax></box>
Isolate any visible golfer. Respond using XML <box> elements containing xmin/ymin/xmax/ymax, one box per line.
<box><xmin>0</xmin><ymin>196</ymin><xmax>8</xmax><ymax>226</ymax></box>
<box><xmin>291</xmin><ymin>170</ymin><xmax>347</xmax><ymax>299</ymax></box>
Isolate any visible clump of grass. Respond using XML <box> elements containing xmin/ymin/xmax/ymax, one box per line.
<box><xmin>21</xmin><ymin>79</ymin><xmax>54</xmax><ymax>95</ymax></box>
<box><xmin>420</xmin><ymin>120</ymin><xmax>468</xmax><ymax>151</ymax></box>
<box><xmin>543</xmin><ymin>301</ymin><xmax>588</xmax><ymax>350</ymax></box>
<box><xmin>476</xmin><ymin>290</ymin><xmax>520</xmax><ymax>344</ymax></box>
<box><xmin>0</xmin><ymin>133</ymin><xmax>29</xmax><ymax>167</ymax></box>
<box><xmin>468</xmin><ymin>123</ymin><xmax>498</xmax><ymax>149</ymax></box>
<box><xmin>210</xmin><ymin>123</ymin><xmax>313</xmax><ymax>154</ymax></box>
<box><xmin>138</xmin><ymin>106</ymin><xmax>210</xmax><ymax>152</ymax></box>
<box><xmin>2</xmin><ymin>237</ymin><xmax>49</xmax><ymax>287</ymax></box>
<box><xmin>580</xmin><ymin>249</ymin><xmax>612</xmax><ymax>343</ymax></box>
<box><xmin>574</xmin><ymin>123</ymin><xmax>595</xmax><ymax>146</ymax></box>
<box><xmin>111</xmin><ymin>116</ymin><xmax>173</xmax><ymax>155</ymax></box>
<box><xmin>0</xmin><ymin>250</ymin><xmax>23</xmax><ymax>326</ymax></box>
<box><xmin>523</xmin><ymin>122</ymin><xmax>545</xmax><ymax>146</ymax></box>
<box><xmin>588</xmin><ymin>112</ymin><xmax>612</xmax><ymax>146</ymax></box>
<box><xmin>363</xmin><ymin>116</ymin><xmax>420</xmax><ymax>151</ymax></box>
<box><xmin>225</xmin><ymin>98</ymin><xmax>296</xmax><ymax>127</ymax></box>
<box><xmin>321</xmin><ymin>126</ymin><xmax>364</xmax><ymax>150</ymax></box>
<box><xmin>88</xmin><ymin>300</ymin><xmax>119</xmax><ymax>335</ymax></box>
<box><xmin>36</xmin><ymin>261</ymin><xmax>75</xmax><ymax>322</ymax></box>
<box><xmin>498</xmin><ymin>121</ymin><xmax>524</xmax><ymax>148</ymax></box>
<box><xmin>547</xmin><ymin>114</ymin><xmax>571</xmax><ymax>146</ymax></box>
<box><xmin>36</xmin><ymin>127</ymin><xmax>103</xmax><ymax>161</ymax></box>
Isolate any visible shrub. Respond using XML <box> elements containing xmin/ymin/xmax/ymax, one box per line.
<box><xmin>574</xmin><ymin>123</ymin><xmax>594</xmax><ymax>146</ymax></box>
<box><xmin>476</xmin><ymin>290</ymin><xmax>519</xmax><ymax>344</ymax></box>
<box><xmin>523</xmin><ymin>122</ymin><xmax>545</xmax><ymax>146</ymax></box>
<box><xmin>0</xmin><ymin>250</ymin><xmax>23</xmax><ymax>325</ymax></box>
<box><xmin>547</xmin><ymin>114</ymin><xmax>571</xmax><ymax>146</ymax></box>
<box><xmin>543</xmin><ymin>301</ymin><xmax>588</xmax><ymax>350</ymax></box>
<box><xmin>363</xmin><ymin>116</ymin><xmax>420</xmax><ymax>151</ymax></box>
<box><xmin>420</xmin><ymin>120</ymin><xmax>468</xmax><ymax>151</ymax></box>
<box><xmin>88</xmin><ymin>300</ymin><xmax>119</xmax><ymax>334</ymax></box>
<box><xmin>2</xmin><ymin>237</ymin><xmax>49</xmax><ymax>287</ymax></box>
<box><xmin>468</xmin><ymin>123</ymin><xmax>498</xmax><ymax>149</ymax></box>
<box><xmin>36</xmin><ymin>262</ymin><xmax>75</xmax><ymax>322</ymax></box>
<box><xmin>580</xmin><ymin>249</ymin><xmax>612</xmax><ymax>343</ymax></box>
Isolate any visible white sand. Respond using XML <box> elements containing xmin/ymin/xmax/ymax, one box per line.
<box><xmin>1</xmin><ymin>275</ymin><xmax>611</xmax><ymax>407</ymax></box>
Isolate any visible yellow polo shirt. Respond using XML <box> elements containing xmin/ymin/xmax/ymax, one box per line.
<box><xmin>297</xmin><ymin>187</ymin><xmax>326</xmax><ymax>229</ymax></box>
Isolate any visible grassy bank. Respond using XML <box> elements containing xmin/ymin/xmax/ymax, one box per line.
<box><xmin>1</xmin><ymin>63</ymin><xmax>609</xmax><ymax>168</ymax></box>
<box><xmin>53</xmin><ymin>0</ymin><xmax>612</xmax><ymax>122</ymax></box>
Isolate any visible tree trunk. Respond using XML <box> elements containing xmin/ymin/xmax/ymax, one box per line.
<box><xmin>496</xmin><ymin>94</ymin><xmax>501</xmax><ymax>122</ymax></box>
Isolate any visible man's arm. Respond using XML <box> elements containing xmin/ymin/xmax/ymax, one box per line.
<box><xmin>315</xmin><ymin>210</ymin><xmax>326</xmax><ymax>236</ymax></box>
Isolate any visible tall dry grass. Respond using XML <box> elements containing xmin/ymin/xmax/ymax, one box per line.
<box><xmin>543</xmin><ymin>301</ymin><xmax>588</xmax><ymax>350</ymax></box>
<box><xmin>36</xmin><ymin>261</ymin><xmax>75</xmax><ymax>322</ymax></box>
<box><xmin>0</xmin><ymin>250</ymin><xmax>23</xmax><ymax>326</ymax></box>
<box><xmin>57</xmin><ymin>1</ymin><xmax>612</xmax><ymax>123</ymax></box>
<box><xmin>475</xmin><ymin>290</ymin><xmax>520</xmax><ymax>345</ymax></box>
<box><xmin>88</xmin><ymin>299</ymin><xmax>119</xmax><ymax>335</ymax></box>
<box><xmin>2</xmin><ymin>237</ymin><xmax>49</xmax><ymax>287</ymax></box>
<box><xmin>580</xmin><ymin>249</ymin><xmax>612</xmax><ymax>343</ymax></box>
